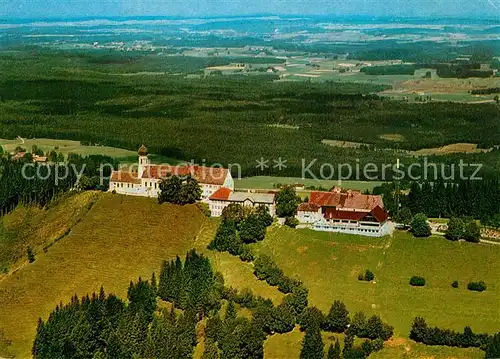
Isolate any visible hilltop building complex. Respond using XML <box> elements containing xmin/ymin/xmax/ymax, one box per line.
<box><xmin>109</xmin><ymin>145</ymin><xmax>234</xmax><ymax>200</ymax></box>
<box><xmin>297</xmin><ymin>189</ymin><xmax>390</xmax><ymax>237</ymax></box>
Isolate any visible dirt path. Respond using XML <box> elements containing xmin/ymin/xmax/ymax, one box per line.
<box><xmin>480</xmin><ymin>239</ymin><xmax>500</xmax><ymax>246</ymax></box>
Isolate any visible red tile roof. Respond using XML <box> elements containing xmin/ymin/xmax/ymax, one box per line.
<box><xmin>310</xmin><ymin>191</ymin><xmax>342</xmax><ymax>207</ymax></box>
<box><xmin>297</xmin><ymin>202</ymin><xmax>321</xmax><ymax>212</ymax></box>
<box><xmin>323</xmin><ymin>209</ymin><xmax>369</xmax><ymax>221</ymax></box>
<box><xmin>322</xmin><ymin>206</ymin><xmax>388</xmax><ymax>223</ymax></box>
<box><xmin>209</xmin><ymin>187</ymin><xmax>232</xmax><ymax>201</ymax></box>
<box><xmin>309</xmin><ymin>190</ymin><xmax>383</xmax><ymax>210</ymax></box>
<box><xmin>110</xmin><ymin>171</ymin><xmax>141</xmax><ymax>184</ymax></box>
<box><xmin>12</xmin><ymin>152</ymin><xmax>26</xmax><ymax>160</ymax></box>
<box><xmin>370</xmin><ymin>205</ymin><xmax>388</xmax><ymax>223</ymax></box>
<box><xmin>141</xmin><ymin>165</ymin><xmax>228</xmax><ymax>185</ymax></box>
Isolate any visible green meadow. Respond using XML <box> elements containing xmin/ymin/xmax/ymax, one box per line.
<box><xmin>253</xmin><ymin>227</ymin><xmax>500</xmax><ymax>337</ymax></box>
<box><xmin>234</xmin><ymin>176</ymin><xmax>383</xmax><ymax>192</ymax></box>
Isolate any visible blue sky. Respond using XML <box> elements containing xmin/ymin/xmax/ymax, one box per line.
<box><xmin>1</xmin><ymin>0</ymin><xmax>499</xmax><ymax>19</ymax></box>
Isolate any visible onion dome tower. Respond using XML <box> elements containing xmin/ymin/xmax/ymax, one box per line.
<box><xmin>138</xmin><ymin>144</ymin><xmax>150</xmax><ymax>178</ymax></box>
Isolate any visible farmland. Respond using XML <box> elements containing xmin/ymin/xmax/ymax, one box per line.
<box><xmin>1</xmin><ymin>15</ymin><xmax>500</xmax><ymax>358</ymax></box>
<box><xmin>0</xmin><ymin>49</ymin><xmax>499</xmax><ymax>181</ymax></box>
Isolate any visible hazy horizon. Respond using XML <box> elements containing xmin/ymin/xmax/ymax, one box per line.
<box><xmin>1</xmin><ymin>0</ymin><xmax>499</xmax><ymax>20</ymax></box>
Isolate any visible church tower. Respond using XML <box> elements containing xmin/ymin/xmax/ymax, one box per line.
<box><xmin>137</xmin><ymin>144</ymin><xmax>149</xmax><ymax>179</ymax></box>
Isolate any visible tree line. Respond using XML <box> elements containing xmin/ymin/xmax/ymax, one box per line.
<box><xmin>410</xmin><ymin>317</ymin><xmax>498</xmax><ymax>353</ymax></box>
<box><xmin>379</xmin><ymin>180</ymin><xmax>500</xmax><ymax>228</ymax></box>
<box><xmin>0</xmin><ymin>152</ymin><xmax>117</xmax><ymax>216</ymax></box>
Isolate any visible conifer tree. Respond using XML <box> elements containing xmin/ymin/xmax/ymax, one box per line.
<box><xmin>327</xmin><ymin>339</ymin><xmax>341</xmax><ymax>359</ymax></box>
<box><xmin>151</xmin><ymin>272</ymin><xmax>157</xmax><ymax>296</ymax></box>
<box><xmin>225</xmin><ymin>301</ymin><xmax>237</xmax><ymax>322</ymax></box>
<box><xmin>485</xmin><ymin>332</ymin><xmax>500</xmax><ymax>359</ymax></box>
<box><xmin>300</xmin><ymin>326</ymin><xmax>324</xmax><ymax>359</ymax></box>
<box><xmin>343</xmin><ymin>330</ymin><xmax>355</xmax><ymax>358</ymax></box>
<box><xmin>323</xmin><ymin>300</ymin><xmax>350</xmax><ymax>333</ymax></box>
<box><xmin>202</xmin><ymin>338</ymin><xmax>219</xmax><ymax>359</ymax></box>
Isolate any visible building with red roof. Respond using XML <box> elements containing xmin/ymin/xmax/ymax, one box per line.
<box><xmin>208</xmin><ymin>188</ymin><xmax>275</xmax><ymax>217</ymax></box>
<box><xmin>109</xmin><ymin>145</ymin><xmax>234</xmax><ymax>199</ymax></box>
<box><xmin>297</xmin><ymin>189</ymin><xmax>390</xmax><ymax>237</ymax></box>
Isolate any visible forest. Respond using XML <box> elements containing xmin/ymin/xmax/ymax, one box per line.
<box><xmin>0</xmin><ymin>152</ymin><xmax>117</xmax><ymax>216</ymax></box>
<box><xmin>1</xmin><ymin>49</ymin><xmax>499</xmax><ymax>180</ymax></box>
<box><xmin>376</xmin><ymin>179</ymin><xmax>500</xmax><ymax>224</ymax></box>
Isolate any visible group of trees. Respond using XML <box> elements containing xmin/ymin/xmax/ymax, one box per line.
<box><xmin>298</xmin><ymin>302</ymin><xmax>392</xmax><ymax>359</ymax></box>
<box><xmin>158</xmin><ymin>250</ymin><xmax>224</xmax><ymax>316</ymax></box>
<box><xmin>254</xmin><ymin>255</ymin><xmax>304</xmax><ymax>294</ymax></box>
<box><xmin>380</xmin><ymin>180</ymin><xmax>500</xmax><ymax>224</ymax></box>
<box><xmin>359</xmin><ymin>62</ymin><xmax>495</xmax><ymax>79</ymax></box>
<box><xmin>204</xmin><ymin>301</ymin><xmax>267</xmax><ymax>359</ymax></box>
<box><xmin>401</xmin><ymin>180</ymin><xmax>500</xmax><ymax>225</ymax></box>
<box><xmin>32</xmin><ymin>281</ymin><xmax>198</xmax><ymax>359</ymax></box>
<box><xmin>357</xmin><ymin>270</ymin><xmax>375</xmax><ymax>282</ymax></box>
<box><xmin>471</xmin><ymin>87</ymin><xmax>500</xmax><ymax>95</ymax></box>
<box><xmin>158</xmin><ymin>175</ymin><xmax>202</xmax><ymax>205</ymax></box>
<box><xmin>32</xmin><ymin>250</ymin><xmax>268</xmax><ymax>359</ymax></box>
<box><xmin>382</xmin><ymin>180</ymin><xmax>500</xmax><ymax>238</ymax></box>
<box><xmin>208</xmin><ymin>204</ymin><xmax>273</xmax><ymax>260</ymax></box>
<box><xmin>445</xmin><ymin>217</ymin><xmax>481</xmax><ymax>242</ymax></box>
<box><xmin>410</xmin><ymin>317</ymin><xmax>493</xmax><ymax>350</ymax></box>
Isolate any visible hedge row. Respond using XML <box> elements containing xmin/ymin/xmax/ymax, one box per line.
<box><xmin>410</xmin><ymin>317</ymin><xmax>491</xmax><ymax>349</ymax></box>
<box><xmin>253</xmin><ymin>254</ymin><xmax>303</xmax><ymax>294</ymax></box>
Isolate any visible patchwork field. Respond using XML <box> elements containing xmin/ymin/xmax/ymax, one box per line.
<box><xmin>0</xmin><ymin>194</ymin><xmax>205</xmax><ymax>358</ymax></box>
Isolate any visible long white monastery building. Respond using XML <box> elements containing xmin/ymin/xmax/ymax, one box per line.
<box><xmin>109</xmin><ymin>145</ymin><xmax>234</xmax><ymax>199</ymax></box>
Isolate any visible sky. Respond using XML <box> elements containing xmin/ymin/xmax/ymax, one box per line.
<box><xmin>0</xmin><ymin>0</ymin><xmax>499</xmax><ymax>19</ymax></box>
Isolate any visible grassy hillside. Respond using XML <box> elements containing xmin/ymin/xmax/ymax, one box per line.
<box><xmin>253</xmin><ymin>227</ymin><xmax>500</xmax><ymax>336</ymax></box>
<box><xmin>0</xmin><ymin>192</ymin><xmax>99</xmax><ymax>275</ymax></box>
<box><xmin>192</xmin><ymin>219</ymin><xmax>283</xmax><ymax>305</ymax></box>
<box><xmin>0</xmin><ymin>193</ymin><xmax>206</xmax><ymax>358</ymax></box>
<box><xmin>1</xmin><ymin>195</ymin><xmax>498</xmax><ymax>358</ymax></box>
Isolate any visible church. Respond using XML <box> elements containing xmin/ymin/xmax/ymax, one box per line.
<box><xmin>109</xmin><ymin>145</ymin><xmax>234</xmax><ymax>199</ymax></box>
